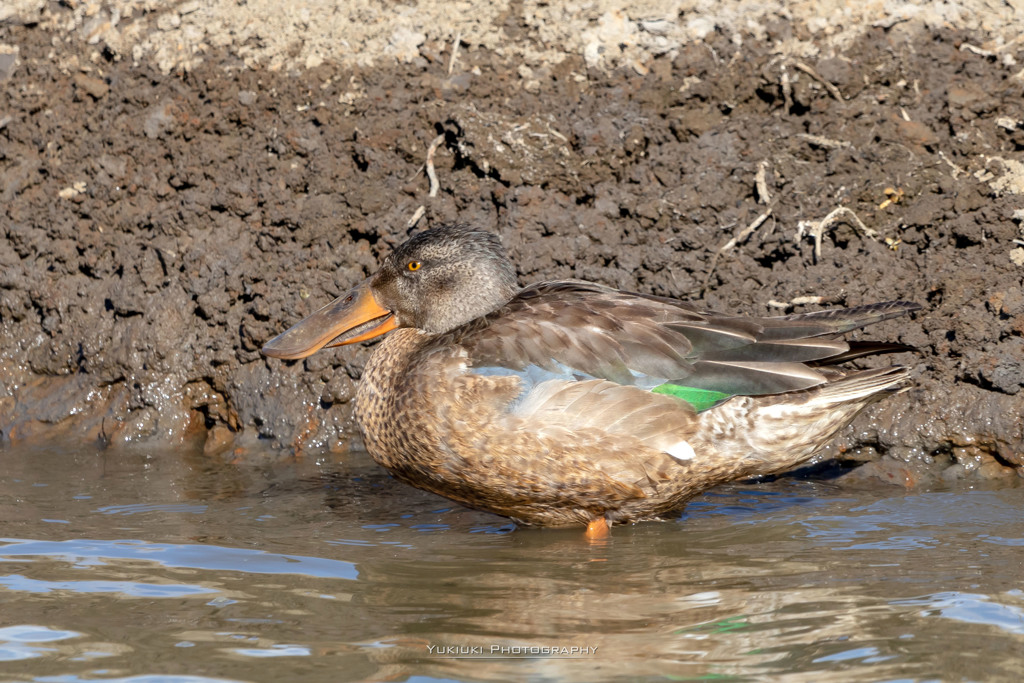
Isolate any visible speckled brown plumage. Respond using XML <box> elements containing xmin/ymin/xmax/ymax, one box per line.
<box><xmin>263</xmin><ymin>223</ymin><xmax>921</xmax><ymax>528</ymax></box>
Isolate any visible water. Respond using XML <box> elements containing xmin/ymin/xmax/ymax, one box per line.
<box><xmin>2</xmin><ymin>444</ymin><xmax>1023</xmax><ymax>682</ymax></box>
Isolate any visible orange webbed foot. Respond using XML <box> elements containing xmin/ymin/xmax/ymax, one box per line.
<box><xmin>585</xmin><ymin>517</ymin><xmax>610</xmax><ymax>539</ymax></box>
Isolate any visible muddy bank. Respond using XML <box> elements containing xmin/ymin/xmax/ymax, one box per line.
<box><xmin>1</xmin><ymin>6</ymin><xmax>1022</xmax><ymax>486</ymax></box>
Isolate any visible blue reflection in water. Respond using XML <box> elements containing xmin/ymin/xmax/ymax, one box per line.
<box><xmin>0</xmin><ymin>574</ymin><xmax>218</xmax><ymax>598</ymax></box>
<box><xmin>892</xmin><ymin>591</ymin><xmax>1024</xmax><ymax>635</ymax></box>
<box><xmin>0</xmin><ymin>538</ymin><xmax>358</xmax><ymax>580</ymax></box>
<box><xmin>812</xmin><ymin>645</ymin><xmax>895</xmax><ymax>664</ymax></box>
<box><xmin>0</xmin><ymin>626</ymin><xmax>80</xmax><ymax>642</ymax></box>
<box><xmin>0</xmin><ymin>625</ymin><xmax>81</xmax><ymax>663</ymax></box>
<box><xmin>231</xmin><ymin>644</ymin><xmax>312</xmax><ymax>657</ymax></box>
<box><xmin>95</xmin><ymin>503</ymin><xmax>209</xmax><ymax>516</ymax></box>
<box><xmin>797</xmin><ymin>491</ymin><xmax>1024</xmax><ymax>549</ymax></box>
<box><xmin>980</xmin><ymin>535</ymin><xmax>1024</xmax><ymax>546</ymax></box>
<box><xmin>33</xmin><ymin>676</ymin><xmax>245</xmax><ymax>682</ymax></box>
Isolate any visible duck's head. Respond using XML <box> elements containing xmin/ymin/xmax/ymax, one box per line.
<box><xmin>261</xmin><ymin>224</ymin><xmax>519</xmax><ymax>360</ymax></box>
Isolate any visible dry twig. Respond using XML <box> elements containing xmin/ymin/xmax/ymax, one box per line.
<box><xmin>426</xmin><ymin>133</ymin><xmax>445</xmax><ymax>198</ymax></box>
<box><xmin>796</xmin><ymin>133</ymin><xmax>851</xmax><ymax>150</ymax></box>
<box><xmin>938</xmin><ymin>150</ymin><xmax>966</xmax><ymax>179</ymax></box>
<box><xmin>780</xmin><ymin>64</ymin><xmax>793</xmax><ymax>111</ymax></box>
<box><xmin>755</xmin><ymin>160</ymin><xmax>771</xmax><ymax>205</ymax></box>
<box><xmin>796</xmin><ymin>207</ymin><xmax>879</xmax><ymax>262</ymax></box>
<box><xmin>767</xmin><ymin>295</ymin><xmax>829</xmax><ymax>309</ymax></box>
<box><xmin>702</xmin><ymin>209</ymin><xmax>773</xmax><ymax>294</ymax></box>
<box><xmin>406</xmin><ymin>205</ymin><xmax>426</xmax><ymax>230</ymax></box>
<box><xmin>447</xmin><ymin>32</ymin><xmax>462</xmax><ymax>76</ymax></box>
<box><xmin>793</xmin><ymin>61</ymin><xmax>844</xmax><ymax>101</ymax></box>
<box><xmin>702</xmin><ymin>160</ymin><xmax>777</xmax><ymax>294</ymax></box>
<box><xmin>959</xmin><ymin>43</ymin><xmax>996</xmax><ymax>58</ymax></box>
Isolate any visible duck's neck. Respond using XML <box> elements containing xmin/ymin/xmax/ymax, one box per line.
<box><xmin>354</xmin><ymin>329</ymin><xmax>431</xmax><ymax>450</ymax></box>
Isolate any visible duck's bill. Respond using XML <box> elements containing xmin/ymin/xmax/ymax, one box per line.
<box><xmin>261</xmin><ymin>279</ymin><xmax>398</xmax><ymax>360</ymax></box>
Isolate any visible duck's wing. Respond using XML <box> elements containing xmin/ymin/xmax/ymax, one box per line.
<box><xmin>451</xmin><ymin>280</ymin><xmax>919</xmax><ymax>397</ymax></box>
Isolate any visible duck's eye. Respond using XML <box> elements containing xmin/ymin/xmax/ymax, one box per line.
<box><xmin>406</xmin><ymin>260</ymin><xmax>422</xmax><ymax>272</ymax></box>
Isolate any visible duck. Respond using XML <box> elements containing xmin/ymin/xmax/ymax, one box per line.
<box><xmin>262</xmin><ymin>223</ymin><xmax>920</xmax><ymax>536</ymax></box>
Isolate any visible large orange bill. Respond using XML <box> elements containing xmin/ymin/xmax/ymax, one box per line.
<box><xmin>261</xmin><ymin>279</ymin><xmax>397</xmax><ymax>360</ymax></box>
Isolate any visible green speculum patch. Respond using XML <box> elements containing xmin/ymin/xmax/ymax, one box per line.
<box><xmin>651</xmin><ymin>384</ymin><xmax>733</xmax><ymax>412</ymax></box>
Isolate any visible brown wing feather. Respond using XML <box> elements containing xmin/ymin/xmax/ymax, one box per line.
<box><xmin>448</xmin><ymin>281</ymin><xmax>919</xmax><ymax>397</ymax></box>
<box><xmin>512</xmin><ymin>378</ymin><xmax>697</xmax><ymax>492</ymax></box>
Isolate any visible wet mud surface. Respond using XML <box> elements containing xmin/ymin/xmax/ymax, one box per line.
<box><xmin>1</xmin><ymin>11</ymin><xmax>1023</xmax><ymax>487</ymax></box>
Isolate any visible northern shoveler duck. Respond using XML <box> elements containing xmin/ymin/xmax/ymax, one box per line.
<box><xmin>262</xmin><ymin>224</ymin><xmax>919</xmax><ymax>536</ymax></box>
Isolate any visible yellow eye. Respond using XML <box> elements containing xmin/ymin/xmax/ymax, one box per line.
<box><xmin>406</xmin><ymin>260</ymin><xmax>422</xmax><ymax>272</ymax></box>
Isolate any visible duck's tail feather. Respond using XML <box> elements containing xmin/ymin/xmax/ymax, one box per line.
<box><xmin>694</xmin><ymin>366</ymin><xmax>913</xmax><ymax>478</ymax></box>
<box><xmin>768</xmin><ymin>300</ymin><xmax>922</xmax><ymax>337</ymax></box>
<box><xmin>801</xmin><ymin>365</ymin><xmax>912</xmax><ymax>405</ymax></box>
<box><xmin>809</xmin><ymin>341</ymin><xmax>919</xmax><ymax>366</ymax></box>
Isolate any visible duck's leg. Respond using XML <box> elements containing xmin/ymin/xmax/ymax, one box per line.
<box><xmin>585</xmin><ymin>517</ymin><xmax>610</xmax><ymax>539</ymax></box>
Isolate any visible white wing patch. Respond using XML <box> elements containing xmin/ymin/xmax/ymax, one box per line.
<box><xmin>474</xmin><ymin>362</ymin><xmax>584</xmax><ymax>412</ymax></box>
<box><xmin>665</xmin><ymin>440</ymin><xmax>696</xmax><ymax>462</ymax></box>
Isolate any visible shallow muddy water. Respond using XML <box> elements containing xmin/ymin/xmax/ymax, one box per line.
<box><xmin>2</xmin><ymin>445</ymin><xmax>1023</xmax><ymax>682</ymax></box>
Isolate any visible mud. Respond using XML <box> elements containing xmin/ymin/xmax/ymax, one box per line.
<box><xmin>1</xmin><ymin>5</ymin><xmax>1022</xmax><ymax>487</ymax></box>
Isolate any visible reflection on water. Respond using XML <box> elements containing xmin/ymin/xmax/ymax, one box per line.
<box><xmin>1</xmin><ymin>443</ymin><xmax>1023</xmax><ymax>682</ymax></box>
<box><xmin>0</xmin><ymin>539</ymin><xmax>358</xmax><ymax>580</ymax></box>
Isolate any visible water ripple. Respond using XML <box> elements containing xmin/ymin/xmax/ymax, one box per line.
<box><xmin>95</xmin><ymin>503</ymin><xmax>209</xmax><ymax>516</ymax></box>
<box><xmin>0</xmin><ymin>625</ymin><xmax>81</xmax><ymax>663</ymax></box>
<box><xmin>0</xmin><ymin>538</ymin><xmax>358</xmax><ymax>580</ymax></box>
<box><xmin>0</xmin><ymin>573</ymin><xmax>218</xmax><ymax>598</ymax></box>
<box><xmin>33</xmin><ymin>676</ymin><xmax>245</xmax><ymax>683</ymax></box>
<box><xmin>892</xmin><ymin>591</ymin><xmax>1024</xmax><ymax>635</ymax></box>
